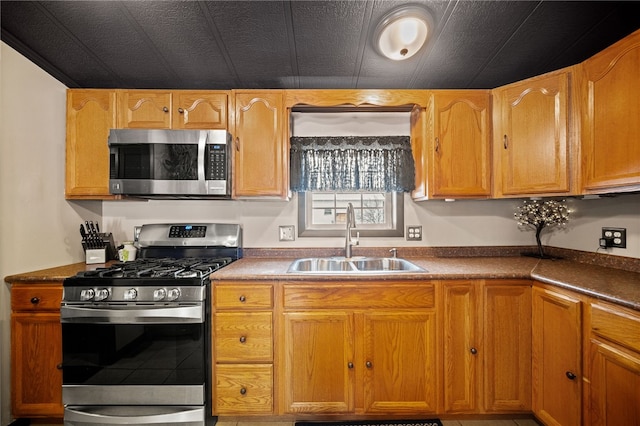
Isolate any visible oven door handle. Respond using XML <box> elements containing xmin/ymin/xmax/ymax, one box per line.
<box><xmin>64</xmin><ymin>405</ymin><xmax>204</xmax><ymax>425</ymax></box>
<box><xmin>60</xmin><ymin>305</ymin><xmax>204</xmax><ymax>324</ymax></box>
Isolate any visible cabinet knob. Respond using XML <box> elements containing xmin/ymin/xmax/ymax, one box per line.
<box><xmin>240</xmin><ymin>387</ymin><xmax>247</xmax><ymax>395</ymax></box>
<box><xmin>435</xmin><ymin>137</ymin><xmax>440</xmax><ymax>152</ymax></box>
<box><xmin>470</xmin><ymin>347</ymin><xmax>478</xmax><ymax>355</ymax></box>
<box><xmin>366</xmin><ymin>361</ymin><xmax>372</xmax><ymax>369</ymax></box>
<box><xmin>177</xmin><ymin>107</ymin><xmax>184</xmax><ymax>114</ymax></box>
<box><xmin>239</xmin><ymin>335</ymin><xmax>247</xmax><ymax>343</ymax></box>
<box><xmin>348</xmin><ymin>362</ymin><xmax>354</xmax><ymax>369</ymax></box>
<box><xmin>163</xmin><ymin>106</ymin><xmax>169</xmax><ymax>113</ymax></box>
<box><xmin>57</xmin><ymin>363</ymin><xmax>63</xmax><ymax>370</ymax></box>
<box><xmin>239</xmin><ymin>295</ymin><xmax>246</xmax><ymax>303</ymax></box>
<box><xmin>566</xmin><ymin>371</ymin><xmax>577</xmax><ymax>380</ymax></box>
<box><xmin>503</xmin><ymin>134</ymin><xmax>509</xmax><ymax>149</ymax></box>
<box><xmin>30</xmin><ymin>297</ymin><xmax>40</xmax><ymax>304</ymax></box>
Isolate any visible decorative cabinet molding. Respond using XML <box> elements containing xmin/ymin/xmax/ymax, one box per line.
<box><xmin>579</xmin><ymin>28</ymin><xmax>640</xmax><ymax>193</ymax></box>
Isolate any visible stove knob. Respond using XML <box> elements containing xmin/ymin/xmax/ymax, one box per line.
<box><xmin>124</xmin><ymin>288</ymin><xmax>138</xmax><ymax>301</ymax></box>
<box><xmin>167</xmin><ymin>288</ymin><xmax>181</xmax><ymax>301</ymax></box>
<box><xmin>153</xmin><ymin>288</ymin><xmax>167</xmax><ymax>301</ymax></box>
<box><xmin>80</xmin><ymin>288</ymin><xmax>95</xmax><ymax>301</ymax></box>
<box><xmin>94</xmin><ymin>288</ymin><xmax>110</xmax><ymax>302</ymax></box>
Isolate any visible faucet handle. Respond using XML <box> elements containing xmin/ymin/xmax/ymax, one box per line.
<box><xmin>389</xmin><ymin>248</ymin><xmax>398</xmax><ymax>258</ymax></box>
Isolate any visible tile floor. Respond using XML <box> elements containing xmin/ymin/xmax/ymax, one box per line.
<box><xmin>216</xmin><ymin>419</ymin><xmax>542</xmax><ymax>426</ymax></box>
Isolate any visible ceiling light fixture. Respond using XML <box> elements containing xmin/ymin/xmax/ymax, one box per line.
<box><xmin>374</xmin><ymin>5</ymin><xmax>432</xmax><ymax>61</ymax></box>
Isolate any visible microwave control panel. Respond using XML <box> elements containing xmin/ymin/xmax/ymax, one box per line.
<box><xmin>206</xmin><ymin>144</ymin><xmax>227</xmax><ymax>180</ymax></box>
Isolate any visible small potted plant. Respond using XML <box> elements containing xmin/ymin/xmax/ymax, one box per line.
<box><xmin>514</xmin><ymin>199</ymin><xmax>570</xmax><ymax>259</ymax></box>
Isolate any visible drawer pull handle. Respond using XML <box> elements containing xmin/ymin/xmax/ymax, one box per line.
<box><xmin>566</xmin><ymin>371</ymin><xmax>577</xmax><ymax>380</ymax></box>
<box><xmin>239</xmin><ymin>295</ymin><xmax>246</xmax><ymax>303</ymax></box>
<box><xmin>240</xmin><ymin>387</ymin><xmax>247</xmax><ymax>395</ymax></box>
<box><xmin>239</xmin><ymin>335</ymin><xmax>247</xmax><ymax>343</ymax></box>
<box><xmin>503</xmin><ymin>134</ymin><xmax>509</xmax><ymax>149</ymax></box>
<box><xmin>366</xmin><ymin>361</ymin><xmax>372</xmax><ymax>369</ymax></box>
<box><xmin>470</xmin><ymin>347</ymin><xmax>478</xmax><ymax>355</ymax></box>
<box><xmin>348</xmin><ymin>362</ymin><xmax>354</xmax><ymax>369</ymax></box>
<box><xmin>178</xmin><ymin>107</ymin><xmax>184</xmax><ymax>114</ymax></box>
<box><xmin>30</xmin><ymin>297</ymin><xmax>40</xmax><ymax>304</ymax></box>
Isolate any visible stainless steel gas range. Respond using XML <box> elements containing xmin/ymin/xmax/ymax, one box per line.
<box><xmin>61</xmin><ymin>223</ymin><xmax>242</xmax><ymax>426</ymax></box>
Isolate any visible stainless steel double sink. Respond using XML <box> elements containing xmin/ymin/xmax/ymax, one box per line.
<box><xmin>287</xmin><ymin>257</ymin><xmax>425</xmax><ymax>274</ymax></box>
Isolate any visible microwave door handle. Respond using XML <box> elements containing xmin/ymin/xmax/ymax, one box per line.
<box><xmin>197</xmin><ymin>131</ymin><xmax>206</xmax><ymax>182</ymax></box>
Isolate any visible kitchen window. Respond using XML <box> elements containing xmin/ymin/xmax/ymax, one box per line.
<box><xmin>298</xmin><ymin>192</ymin><xmax>404</xmax><ymax>237</ymax></box>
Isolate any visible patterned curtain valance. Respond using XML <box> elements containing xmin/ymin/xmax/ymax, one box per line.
<box><xmin>290</xmin><ymin>136</ymin><xmax>415</xmax><ymax>192</ymax></box>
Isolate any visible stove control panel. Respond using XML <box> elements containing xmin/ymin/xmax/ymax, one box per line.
<box><xmin>63</xmin><ymin>286</ymin><xmax>205</xmax><ymax>303</ymax></box>
<box><xmin>169</xmin><ymin>225</ymin><xmax>207</xmax><ymax>239</ymax></box>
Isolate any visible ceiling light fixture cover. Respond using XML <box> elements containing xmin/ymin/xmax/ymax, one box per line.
<box><xmin>374</xmin><ymin>5</ymin><xmax>432</xmax><ymax>61</ymax></box>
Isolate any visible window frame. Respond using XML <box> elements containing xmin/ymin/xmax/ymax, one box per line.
<box><xmin>297</xmin><ymin>192</ymin><xmax>404</xmax><ymax>237</ymax></box>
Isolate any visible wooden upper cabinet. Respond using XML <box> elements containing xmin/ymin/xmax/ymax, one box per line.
<box><xmin>232</xmin><ymin>90</ymin><xmax>288</xmax><ymax>199</ymax></box>
<box><xmin>492</xmin><ymin>68</ymin><xmax>575</xmax><ymax>197</ymax></box>
<box><xmin>580</xmin><ymin>28</ymin><xmax>640</xmax><ymax>193</ymax></box>
<box><xmin>117</xmin><ymin>90</ymin><xmax>228</xmax><ymax>129</ymax></box>
<box><xmin>65</xmin><ymin>89</ymin><xmax>118</xmax><ymax>199</ymax></box>
<box><xmin>118</xmin><ymin>90</ymin><xmax>172</xmax><ymax>128</ymax></box>
<box><xmin>428</xmin><ymin>91</ymin><xmax>492</xmax><ymax>199</ymax></box>
<box><xmin>172</xmin><ymin>91</ymin><xmax>227</xmax><ymax>129</ymax></box>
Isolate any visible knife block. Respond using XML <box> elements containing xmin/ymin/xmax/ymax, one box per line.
<box><xmin>82</xmin><ymin>232</ymin><xmax>118</xmax><ymax>261</ymax></box>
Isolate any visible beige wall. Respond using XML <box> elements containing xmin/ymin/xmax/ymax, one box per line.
<box><xmin>0</xmin><ymin>39</ymin><xmax>638</xmax><ymax>424</ymax></box>
<box><xmin>0</xmin><ymin>42</ymin><xmax>100</xmax><ymax>424</ymax></box>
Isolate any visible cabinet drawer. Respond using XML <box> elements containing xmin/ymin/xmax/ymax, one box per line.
<box><xmin>11</xmin><ymin>285</ymin><xmax>62</xmax><ymax>311</ymax></box>
<box><xmin>215</xmin><ymin>312</ymin><xmax>272</xmax><ymax>362</ymax></box>
<box><xmin>591</xmin><ymin>302</ymin><xmax>640</xmax><ymax>353</ymax></box>
<box><xmin>214</xmin><ymin>284</ymin><xmax>273</xmax><ymax>309</ymax></box>
<box><xmin>215</xmin><ymin>364</ymin><xmax>273</xmax><ymax>414</ymax></box>
<box><xmin>284</xmin><ymin>283</ymin><xmax>435</xmax><ymax>309</ymax></box>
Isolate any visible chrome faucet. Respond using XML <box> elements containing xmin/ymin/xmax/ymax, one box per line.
<box><xmin>345</xmin><ymin>203</ymin><xmax>359</xmax><ymax>258</ymax></box>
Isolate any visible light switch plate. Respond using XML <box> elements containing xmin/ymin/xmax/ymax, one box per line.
<box><xmin>279</xmin><ymin>225</ymin><xmax>295</xmax><ymax>241</ymax></box>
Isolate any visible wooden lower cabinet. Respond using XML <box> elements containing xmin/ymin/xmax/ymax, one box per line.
<box><xmin>587</xmin><ymin>301</ymin><xmax>640</xmax><ymax>425</ymax></box>
<box><xmin>212</xmin><ymin>282</ymin><xmax>274</xmax><ymax>415</ymax></box>
<box><xmin>10</xmin><ymin>284</ymin><xmax>64</xmax><ymax>418</ymax></box>
<box><xmin>532</xmin><ymin>285</ymin><xmax>582</xmax><ymax>426</ymax></box>
<box><xmin>442</xmin><ymin>280</ymin><xmax>532</xmax><ymax>415</ymax></box>
<box><xmin>281</xmin><ymin>282</ymin><xmax>438</xmax><ymax>416</ymax></box>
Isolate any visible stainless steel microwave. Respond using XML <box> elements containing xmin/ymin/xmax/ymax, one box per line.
<box><xmin>108</xmin><ymin>129</ymin><xmax>231</xmax><ymax>197</ymax></box>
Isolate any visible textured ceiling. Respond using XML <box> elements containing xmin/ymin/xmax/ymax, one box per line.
<box><xmin>2</xmin><ymin>1</ymin><xmax>640</xmax><ymax>90</ymax></box>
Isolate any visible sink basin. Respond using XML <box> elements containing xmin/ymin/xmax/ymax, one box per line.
<box><xmin>287</xmin><ymin>257</ymin><xmax>425</xmax><ymax>274</ymax></box>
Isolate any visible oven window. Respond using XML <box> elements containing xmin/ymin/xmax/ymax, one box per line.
<box><xmin>62</xmin><ymin>323</ymin><xmax>204</xmax><ymax>385</ymax></box>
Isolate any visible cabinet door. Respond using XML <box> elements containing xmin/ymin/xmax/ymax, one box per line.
<box><xmin>11</xmin><ymin>313</ymin><xmax>63</xmax><ymax>417</ymax></box>
<box><xmin>65</xmin><ymin>89</ymin><xmax>117</xmax><ymax>199</ymax></box>
<box><xmin>443</xmin><ymin>281</ymin><xmax>481</xmax><ymax>413</ymax></box>
<box><xmin>233</xmin><ymin>91</ymin><xmax>287</xmax><ymax>198</ymax></box>
<box><xmin>118</xmin><ymin>90</ymin><xmax>172</xmax><ymax>128</ymax></box>
<box><xmin>430</xmin><ymin>91</ymin><xmax>491</xmax><ymax>198</ymax></box>
<box><xmin>172</xmin><ymin>91</ymin><xmax>228</xmax><ymax>129</ymax></box>
<box><xmin>282</xmin><ymin>311</ymin><xmax>354</xmax><ymax>413</ymax></box>
<box><xmin>363</xmin><ymin>311</ymin><xmax>438</xmax><ymax>414</ymax></box>
<box><xmin>483</xmin><ymin>282</ymin><xmax>531</xmax><ymax>412</ymax></box>
<box><xmin>493</xmin><ymin>70</ymin><xmax>571</xmax><ymax>196</ymax></box>
<box><xmin>589</xmin><ymin>341</ymin><xmax>640</xmax><ymax>425</ymax></box>
<box><xmin>532</xmin><ymin>286</ymin><xmax>582</xmax><ymax>426</ymax></box>
<box><xmin>581</xmin><ymin>29</ymin><xmax>640</xmax><ymax>193</ymax></box>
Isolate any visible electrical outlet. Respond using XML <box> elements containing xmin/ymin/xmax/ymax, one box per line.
<box><xmin>407</xmin><ymin>226</ymin><xmax>422</xmax><ymax>241</ymax></box>
<box><xmin>279</xmin><ymin>225</ymin><xmax>295</xmax><ymax>241</ymax></box>
<box><xmin>601</xmin><ymin>227</ymin><xmax>626</xmax><ymax>248</ymax></box>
